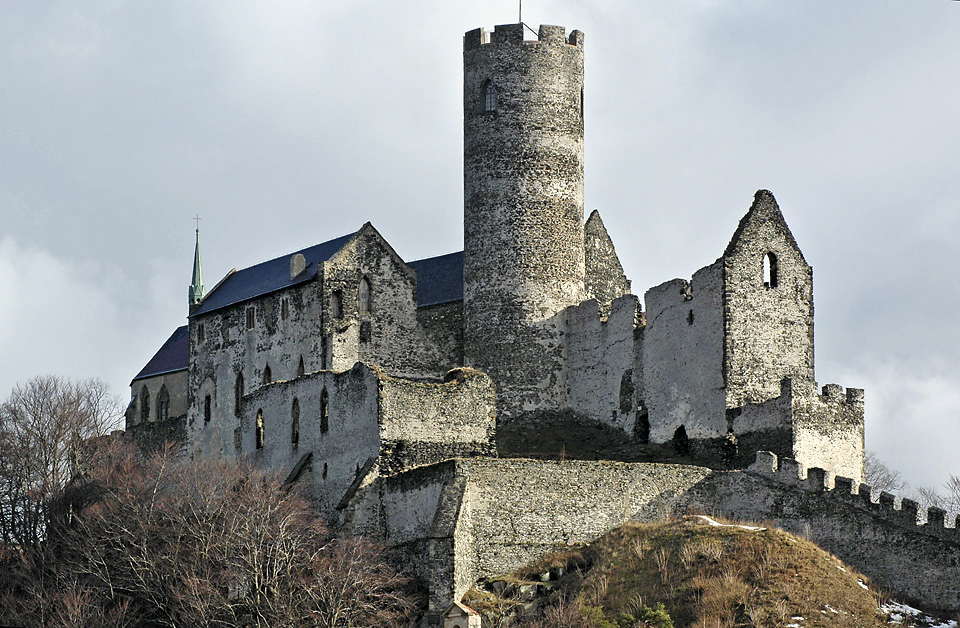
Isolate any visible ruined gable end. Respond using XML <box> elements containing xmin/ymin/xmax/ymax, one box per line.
<box><xmin>722</xmin><ymin>190</ymin><xmax>815</xmax><ymax>408</ymax></box>
<box><xmin>584</xmin><ymin>209</ymin><xmax>631</xmax><ymax>317</ymax></box>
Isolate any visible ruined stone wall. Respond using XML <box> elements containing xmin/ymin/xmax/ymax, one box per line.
<box><xmin>377</xmin><ymin>368</ymin><xmax>496</xmax><ymax>476</ymax></box>
<box><xmin>685</xmin><ymin>453</ymin><xmax>960</xmax><ymax>613</ymax></box>
<box><xmin>723</xmin><ymin>191</ymin><xmax>815</xmax><ymax>408</ymax></box>
<box><xmin>584</xmin><ymin>210</ymin><xmax>631</xmax><ymax>318</ymax></box>
<box><xmin>566</xmin><ymin>295</ymin><xmax>640</xmax><ymax>434</ymax></box>
<box><xmin>369</xmin><ymin>456</ymin><xmax>960</xmax><ymax>615</ymax></box>
<box><xmin>725</xmin><ymin>379</ymin><xmax>794</xmax><ymax>464</ymax></box>
<box><xmin>241</xmin><ymin>364</ymin><xmax>381</xmax><ymax>517</ymax></box>
<box><xmin>641</xmin><ymin>262</ymin><xmax>726</xmax><ymax>445</ymax></box>
<box><xmin>791</xmin><ymin>382</ymin><xmax>864</xmax><ymax>483</ymax></box>
<box><xmin>463</xmin><ymin>24</ymin><xmax>585</xmax><ymax>419</ymax></box>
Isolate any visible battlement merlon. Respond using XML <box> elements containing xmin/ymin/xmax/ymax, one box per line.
<box><xmin>463</xmin><ymin>24</ymin><xmax>584</xmax><ymax>50</ymax></box>
<box><xmin>777</xmin><ymin>377</ymin><xmax>864</xmax><ymax>408</ymax></box>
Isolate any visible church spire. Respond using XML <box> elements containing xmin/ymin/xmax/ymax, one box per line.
<box><xmin>189</xmin><ymin>224</ymin><xmax>205</xmax><ymax>308</ymax></box>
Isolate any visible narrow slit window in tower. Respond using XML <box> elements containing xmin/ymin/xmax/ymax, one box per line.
<box><xmin>763</xmin><ymin>252</ymin><xmax>778</xmax><ymax>288</ymax></box>
<box><xmin>320</xmin><ymin>388</ymin><xmax>329</xmax><ymax>434</ymax></box>
<box><xmin>245</xmin><ymin>306</ymin><xmax>255</xmax><ymax>330</ymax></box>
<box><xmin>483</xmin><ymin>80</ymin><xmax>497</xmax><ymax>112</ymax></box>
<box><xmin>291</xmin><ymin>398</ymin><xmax>300</xmax><ymax>447</ymax></box>
<box><xmin>204</xmin><ymin>395</ymin><xmax>211</xmax><ymax>423</ymax></box>
<box><xmin>281</xmin><ymin>297</ymin><xmax>290</xmax><ymax>321</ymax></box>
<box><xmin>263</xmin><ymin>365</ymin><xmax>272</xmax><ymax>385</ymax></box>
<box><xmin>297</xmin><ymin>356</ymin><xmax>305</xmax><ymax>377</ymax></box>
<box><xmin>256</xmin><ymin>409</ymin><xmax>264</xmax><ymax>449</ymax></box>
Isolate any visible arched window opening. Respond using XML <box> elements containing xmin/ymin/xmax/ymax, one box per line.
<box><xmin>320</xmin><ymin>388</ymin><xmax>330</xmax><ymax>434</ymax></box>
<box><xmin>256</xmin><ymin>409</ymin><xmax>264</xmax><ymax>449</ymax></box>
<box><xmin>482</xmin><ymin>80</ymin><xmax>497</xmax><ymax>112</ymax></box>
<box><xmin>235</xmin><ymin>373</ymin><xmax>244</xmax><ymax>416</ymax></box>
<box><xmin>331</xmin><ymin>290</ymin><xmax>343</xmax><ymax>318</ymax></box>
<box><xmin>763</xmin><ymin>252</ymin><xmax>778</xmax><ymax>288</ymax></box>
<box><xmin>157</xmin><ymin>386</ymin><xmax>170</xmax><ymax>422</ymax></box>
<box><xmin>204</xmin><ymin>395</ymin><xmax>211</xmax><ymax>423</ymax></box>
<box><xmin>297</xmin><ymin>356</ymin><xmax>305</xmax><ymax>377</ymax></box>
<box><xmin>358</xmin><ymin>276</ymin><xmax>372</xmax><ymax>313</ymax></box>
<box><xmin>322</xmin><ymin>462</ymin><xmax>328</xmax><ymax>480</ymax></box>
<box><xmin>291</xmin><ymin>398</ymin><xmax>300</xmax><ymax>447</ymax></box>
<box><xmin>263</xmin><ymin>365</ymin><xmax>272</xmax><ymax>386</ymax></box>
<box><xmin>140</xmin><ymin>387</ymin><xmax>151</xmax><ymax>422</ymax></box>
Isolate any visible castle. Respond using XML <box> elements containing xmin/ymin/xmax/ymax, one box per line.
<box><xmin>126</xmin><ymin>23</ymin><xmax>960</xmax><ymax>619</ymax></box>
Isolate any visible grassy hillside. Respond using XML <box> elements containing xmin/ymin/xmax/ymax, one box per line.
<box><xmin>464</xmin><ymin>516</ymin><xmax>957</xmax><ymax>628</ymax></box>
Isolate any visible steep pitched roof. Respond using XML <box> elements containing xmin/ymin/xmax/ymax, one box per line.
<box><xmin>408</xmin><ymin>251</ymin><xmax>463</xmax><ymax>307</ymax></box>
<box><xmin>190</xmin><ymin>232</ymin><xmax>357</xmax><ymax>317</ymax></box>
<box><xmin>131</xmin><ymin>325</ymin><xmax>189</xmax><ymax>383</ymax></box>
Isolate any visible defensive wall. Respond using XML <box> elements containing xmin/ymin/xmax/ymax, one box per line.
<box><xmin>355</xmin><ymin>455</ymin><xmax>960</xmax><ymax>617</ymax></box>
<box><xmin>236</xmin><ymin>363</ymin><xmax>495</xmax><ymax>518</ymax></box>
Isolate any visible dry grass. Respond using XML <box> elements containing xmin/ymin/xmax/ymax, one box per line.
<box><xmin>477</xmin><ymin>515</ymin><xmax>910</xmax><ymax>628</ymax></box>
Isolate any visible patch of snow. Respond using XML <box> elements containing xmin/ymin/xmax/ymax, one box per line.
<box><xmin>695</xmin><ymin>515</ymin><xmax>766</xmax><ymax>531</ymax></box>
<box><xmin>837</xmin><ymin>565</ymin><xmax>847</xmax><ymax>572</ymax></box>
<box><xmin>881</xmin><ymin>601</ymin><xmax>958</xmax><ymax>628</ymax></box>
<box><xmin>858</xmin><ymin>579</ymin><xmax>869</xmax><ymax>590</ymax></box>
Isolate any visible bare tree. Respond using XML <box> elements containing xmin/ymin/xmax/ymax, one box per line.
<box><xmin>1</xmin><ymin>440</ymin><xmax>415</xmax><ymax>628</ymax></box>
<box><xmin>0</xmin><ymin>375</ymin><xmax>120</xmax><ymax>549</ymax></box>
<box><xmin>864</xmin><ymin>450</ymin><xmax>905</xmax><ymax>495</ymax></box>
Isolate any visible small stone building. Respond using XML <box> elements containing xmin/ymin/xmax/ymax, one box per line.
<box><xmin>444</xmin><ymin>601</ymin><xmax>481</xmax><ymax>628</ymax></box>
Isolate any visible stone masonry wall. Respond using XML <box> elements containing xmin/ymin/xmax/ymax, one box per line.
<box><xmin>241</xmin><ymin>363</ymin><xmax>381</xmax><ymax>518</ymax></box>
<box><xmin>641</xmin><ymin>261</ymin><xmax>726</xmax><ymax>444</ymax></box>
<box><xmin>685</xmin><ymin>452</ymin><xmax>960</xmax><ymax>613</ymax></box>
<box><xmin>377</xmin><ymin>368</ymin><xmax>496</xmax><ymax>476</ymax></box>
<box><xmin>584</xmin><ymin>210</ymin><xmax>631</xmax><ymax>318</ymax></box>
<box><xmin>790</xmin><ymin>382</ymin><xmax>865</xmax><ymax>483</ymax></box>
<box><xmin>566</xmin><ymin>295</ymin><xmax>640</xmax><ymax>434</ymax></box>
<box><xmin>368</xmin><ymin>455</ymin><xmax>960</xmax><ymax>615</ymax></box>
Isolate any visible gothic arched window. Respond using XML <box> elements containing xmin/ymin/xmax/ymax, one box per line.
<box><xmin>763</xmin><ymin>252</ymin><xmax>779</xmax><ymax>288</ymax></box>
<box><xmin>156</xmin><ymin>386</ymin><xmax>170</xmax><ymax>422</ymax></box>
<box><xmin>482</xmin><ymin>80</ymin><xmax>497</xmax><ymax>112</ymax></box>
<box><xmin>140</xmin><ymin>387</ymin><xmax>150</xmax><ymax>422</ymax></box>
<box><xmin>263</xmin><ymin>364</ymin><xmax>272</xmax><ymax>385</ymax></box>
<box><xmin>358</xmin><ymin>277</ymin><xmax>372</xmax><ymax>313</ymax></box>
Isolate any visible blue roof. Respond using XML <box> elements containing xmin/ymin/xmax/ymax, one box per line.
<box><xmin>190</xmin><ymin>232</ymin><xmax>357</xmax><ymax>318</ymax></box>
<box><xmin>132</xmin><ymin>325</ymin><xmax>189</xmax><ymax>383</ymax></box>
<box><xmin>409</xmin><ymin>251</ymin><xmax>463</xmax><ymax>307</ymax></box>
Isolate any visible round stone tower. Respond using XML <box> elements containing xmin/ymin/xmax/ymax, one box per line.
<box><xmin>462</xmin><ymin>23</ymin><xmax>586</xmax><ymax>419</ymax></box>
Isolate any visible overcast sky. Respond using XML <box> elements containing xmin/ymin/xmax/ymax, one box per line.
<box><xmin>1</xmin><ymin>1</ymin><xmax>957</xmax><ymax>491</ymax></box>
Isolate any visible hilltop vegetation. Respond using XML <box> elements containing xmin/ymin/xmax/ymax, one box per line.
<box><xmin>466</xmin><ymin>516</ymin><xmax>956</xmax><ymax>628</ymax></box>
